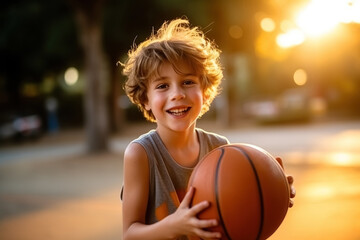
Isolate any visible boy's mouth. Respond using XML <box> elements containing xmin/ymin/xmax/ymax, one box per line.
<box><xmin>166</xmin><ymin>107</ymin><xmax>191</xmax><ymax>116</ymax></box>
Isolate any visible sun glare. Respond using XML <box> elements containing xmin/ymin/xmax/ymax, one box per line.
<box><xmin>276</xmin><ymin>0</ymin><xmax>360</xmax><ymax>48</ymax></box>
<box><xmin>296</xmin><ymin>0</ymin><xmax>360</xmax><ymax>37</ymax></box>
<box><xmin>338</xmin><ymin>0</ymin><xmax>360</xmax><ymax>23</ymax></box>
<box><xmin>276</xmin><ymin>29</ymin><xmax>305</xmax><ymax>48</ymax></box>
<box><xmin>296</xmin><ymin>0</ymin><xmax>339</xmax><ymax>37</ymax></box>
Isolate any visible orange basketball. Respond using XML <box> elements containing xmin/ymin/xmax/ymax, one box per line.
<box><xmin>188</xmin><ymin>143</ymin><xmax>290</xmax><ymax>240</ymax></box>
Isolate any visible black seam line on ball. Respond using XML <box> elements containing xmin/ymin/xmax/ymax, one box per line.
<box><xmin>215</xmin><ymin>147</ymin><xmax>232</xmax><ymax>240</ymax></box>
<box><xmin>234</xmin><ymin>146</ymin><xmax>264</xmax><ymax>240</ymax></box>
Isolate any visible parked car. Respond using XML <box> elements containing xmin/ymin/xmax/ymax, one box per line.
<box><xmin>0</xmin><ymin>113</ymin><xmax>42</xmax><ymax>142</ymax></box>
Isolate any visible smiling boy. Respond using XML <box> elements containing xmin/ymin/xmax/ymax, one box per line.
<box><xmin>120</xmin><ymin>18</ymin><xmax>295</xmax><ymax>240</ymax></box>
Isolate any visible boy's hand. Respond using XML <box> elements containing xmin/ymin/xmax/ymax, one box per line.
<box><xmin>168</xmin><ymin>186</ymin><xmax>221</xmax><ymax>239</ymax></box>
<box><xmin>276</xmin><ymin>157</ymin><xmax>296</xmax><ymax>208</ymax></box>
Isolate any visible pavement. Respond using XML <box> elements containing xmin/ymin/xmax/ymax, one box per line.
<box><xmin>0</xmin><ymin>123</ymin><xmax>151</xmax><ymax>240</ymax></box>
<box><xmin>0</xmin><ymin>119</ymin><xmax>360</xmax><ymax>240</ymax></box>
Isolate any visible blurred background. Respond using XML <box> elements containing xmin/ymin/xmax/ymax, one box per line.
<box><xmin>0</xmin><ymin>0</ymin><xmax>360</xmax><ymax>239</ymax></box>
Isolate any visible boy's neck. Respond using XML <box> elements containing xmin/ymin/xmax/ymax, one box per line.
<box><xmin>156</xmin><ymin>123</ymin><xmax>200</xmax><ymax>168</ymax></box>
<box><xmin>156</xmin><ymin>123</ymin><xmax>198</xmax><ymax>149</ymax></box>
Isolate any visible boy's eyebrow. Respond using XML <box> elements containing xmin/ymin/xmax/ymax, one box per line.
<box><xmin>183</xmin><ymin>73</ymin><xmax>197</xmax><ymax>77</ymax></box>
<box><xmin>151</xmin><ymin>73</ymin><xmax>197</xmax><ymax>82</ymax></box>
<box><xmin>151</xmin><ymin>76</ymin><xmax>167</xmax><ymax>83</ymax></box>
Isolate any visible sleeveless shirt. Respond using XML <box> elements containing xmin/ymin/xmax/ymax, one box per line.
<box><xmin>129</xmin><ymin>128</ymin><xmax>229</xmax><ymax>240</ymax></box>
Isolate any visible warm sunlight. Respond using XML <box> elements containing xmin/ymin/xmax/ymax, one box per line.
<box><xmin>276</xmin><ymin>0</ymin><xmax>360</xmax><ymax>48</ymax></box>
<box><xmin>330</xmin><ymin>152</ymin><xmax>353</xmax><ymax>166</ymax></box>
<box><xmin>276</xmin><ymin>29</ymin><xmax>305</xmax><ymax>48</ymax></box>
<box><xmin>296</xmin><ymin>0</ymin><xmax>360</xmax><ymax>37</ymax></box>
<box><xmin>296</xmin><ymin>0</ymin><xmax>340</xmax><ymax>37</ymax></box>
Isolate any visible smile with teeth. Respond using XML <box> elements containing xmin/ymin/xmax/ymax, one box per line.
<box><xmin>167</xmin><ymin>107</ymin><xmax>190</xmax><ymax>116</ymax></box>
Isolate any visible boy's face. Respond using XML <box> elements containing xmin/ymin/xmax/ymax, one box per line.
<box><xmin>145</xmin><ymin>60</ymin><xmax>204</xmax><ymax>132</ymax></box>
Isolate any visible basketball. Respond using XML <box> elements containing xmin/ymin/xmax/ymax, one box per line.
<box><xmin>187</xmin><ymin>143</ymin><xmax>290</xmax><ymax>240</ymax></box>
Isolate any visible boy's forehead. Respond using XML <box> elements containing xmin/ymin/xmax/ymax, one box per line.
<box><xmin>157</xmin><ymin>60</ymin><xmax>196</xmax><ymax>76</ymax></box>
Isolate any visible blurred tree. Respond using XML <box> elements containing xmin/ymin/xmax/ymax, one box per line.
<box><xmin>68</xmin><ymin>0</ymin><xmax>110</xmax><ymax>152</ymax></box>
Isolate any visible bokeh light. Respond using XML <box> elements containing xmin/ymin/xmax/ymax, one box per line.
<box><xmin>330</xmin><ymin>152</ymin><xmax>352</xmax><ymax>166</ymax></box>
<box><xmin>293</xmin><ymin>69</ymin><xmax>307</xmax><ymax>86</ymax></box>
<box><xmin>280</xmin><ymin>20</ymin><xmax>294</xmax><ymax>32</ymax></box>
<box><xmin>260</xmin><ymin>18</ymin><xmax>276</xmax><ymax>32</ymax></box>
<box><xmin>64</xmin><ymin>67</ymin><xmax>79</xmax><ymax>86</ymax></box>
<box><xmin>228</xmin><ymin>25</ymin><xmax>243</xmax><ymax>39</ymax></box>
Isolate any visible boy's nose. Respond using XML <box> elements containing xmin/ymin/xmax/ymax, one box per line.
<box><xmin>171</xmin><ymin>87</ymin><xmax>185</xmax><ymax>101</ymax></box>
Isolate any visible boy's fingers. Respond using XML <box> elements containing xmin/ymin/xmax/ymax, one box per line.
<box><xmin>195</xmin><ymin>227</ymin><xmax>222</xmax><ymax>240</ymax></box>
<box><xmin>196</xmin><ymin>219</ymin><xmax>218</xmax><ymax>229</ymax></box>
<box><xmin>180</xmin><ymin>186</ymin><xmax>194</xmax><ymax>207</ymax></box>
<box><xmin>289</xmin><ymin>199</ymin><xmax>294</xmax><ymax>208</ymax></box>
<box><xmin>290</xmin><ymin>186</ymin><xmax>296</xmax><ymax>198</ymax></box>
<box><xmin>190</xmin><ymin>200</ymin><xmax>211</xmax><ymax>215</ymax></box>
<box><xmin>287</xmin><ymin>175</ymin><xmax>294</xmax><ymax>184</ymax></box>
<box><xmin>287</xmin><ymin>175</ymin><xmax>296</xmax><ymax>197</ymax></box>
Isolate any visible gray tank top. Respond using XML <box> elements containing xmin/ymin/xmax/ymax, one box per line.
<box><xmin>130</xmin><ymin>128</ymin><xmax>228</xmax><ymax>239</ymax></box>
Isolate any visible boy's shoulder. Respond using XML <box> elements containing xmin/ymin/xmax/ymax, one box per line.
<box><xmin>196</xmin><ymin>128</ymin><xmax>229</xmax><ymax>145</ymax></box>
<box><xmin>131</xmin><ymin>129</ymin><xmax>157</xmax><ymax>143</ymax></box>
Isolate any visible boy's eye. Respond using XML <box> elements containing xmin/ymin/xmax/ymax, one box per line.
<box><xmin>183</xmin><ymin>80</ymin><xmax>195</xmax><ymax>85</ymax></box>
<box><xmin>156</xmin><ymin>83</ymin><xmax>168</xmax><ymax>89</ymax></box>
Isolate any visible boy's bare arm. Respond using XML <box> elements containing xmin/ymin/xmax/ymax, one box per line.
<box><xmin>122</xmin><ymin>143</ymin><xmax>221</xmax><ymax>240</ymax></box>
<box><xmin>122</xmin><ymin>142</ymin><xmax>152</xmax><ymax>239</ymax></box>
<box><xmin>122</xmin><ymin>143</ymin><xmax>178</xmax><ymax>239</ymax></box>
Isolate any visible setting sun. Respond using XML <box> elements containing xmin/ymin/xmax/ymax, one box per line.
<box><xmin>296</xmin><ymin>0</ymin><xmax>340</xmax><ymax>37</ymax></box>
<box><xmin>276</xmin><ymin>0</ymin><xmax>360</xmax><ymax>48</ymax></box>
<box><xmin>296</xmin><ymin>0</ymin><xmax>360</xmax><ymax>37</ymax></box>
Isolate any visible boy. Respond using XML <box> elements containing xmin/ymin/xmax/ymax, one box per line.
<box><xmin>121</xmin><ymin>18</ymin><xmax>295</xmax><ymax>240</ymax></box>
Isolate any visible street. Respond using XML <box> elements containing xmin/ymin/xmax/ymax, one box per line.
<box><xmin>0</xmin><ymin>120</ymin><xmax>360</xmax><ymax>240</ymax></box>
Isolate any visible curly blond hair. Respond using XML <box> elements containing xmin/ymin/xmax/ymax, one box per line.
<box><xmin>121</xmin><ymin>18</ymin><xmax>223</xmax><ymax>122</ymax></box>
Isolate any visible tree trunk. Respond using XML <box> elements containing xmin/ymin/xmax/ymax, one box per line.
<box><xmin>71</xmin><ymin>0</ymin><xmax>109</xmax><ymax>152</ymax></box>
